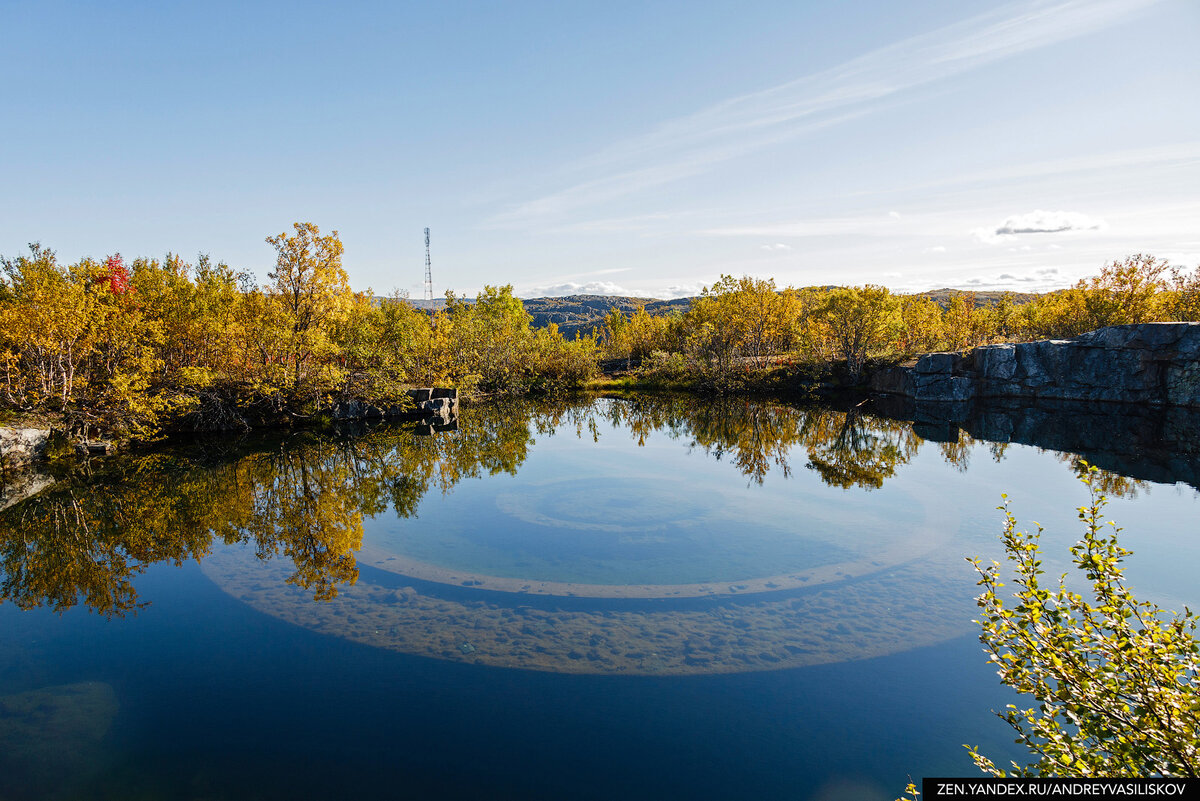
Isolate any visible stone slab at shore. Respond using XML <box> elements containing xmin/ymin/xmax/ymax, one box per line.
<box><xmin>871</xmin><ymin>322</ymin><xmax>1200</xmax><ymax>407</ymax></box>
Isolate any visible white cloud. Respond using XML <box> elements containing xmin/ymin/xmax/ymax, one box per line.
<box><xmin>521</xmin><ymin>281</ymin><xmax>637</xmax><ymax>298</ymax></box>
<box><xmin>996</xmin><ymin>210</ymin><xmax>1107</xmax><ymax>236</ymax></box>
<box><xmin>760</xmin><ymin>243</ymin><xmax>793</xmax><ymax>251</ymax></box>
<box><xmin>958</xmin><ymin>270</ymin><xmax>1064</xmax><ymax>290</ymax></box>
<box><xmin>888</xmin><ymin>211</ymin><xmax>903</xmax><ymax>219</ymax></box>
<box><xmin>926</xmin><ymin>245</ymin><xmax>947</xmax><ymax>253</ymax></box>
<box><xmin>1161</xmin><ymin>251</ymin><xmax>1200</xmax><ymax>267</ymax></box>
<box><xmin>973</xmin><ymin>209</ymin><xmax>1108</xmax><ymax>243</ymax></box>
<box><xmin>662</xmin><ymin>283</ymin><xmax>704</xmax><ymax>299</ymax></box>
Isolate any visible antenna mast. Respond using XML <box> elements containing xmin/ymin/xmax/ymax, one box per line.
<box><xmin>423</xmin><ymin>227</ymin><xmax>433</xmax><ymax>306</ymax></box>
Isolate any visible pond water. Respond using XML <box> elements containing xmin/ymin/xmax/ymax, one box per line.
<box><xmin>1</xmin><ymin>394</ymin><xmax>1197</xmax><ymax>799</ymax></box>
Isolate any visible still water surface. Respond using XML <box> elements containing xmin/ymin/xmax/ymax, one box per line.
<box><xmin>1</xmin><ymin>394</ymin><xmax>1197</xmax><ymax>799</ymax></box>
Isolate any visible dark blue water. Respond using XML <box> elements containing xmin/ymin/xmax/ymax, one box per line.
<box><xmin>1</xmin><ymin>395</ymin><xmax>1196</xmax><ymax>800</ymax></box>
<box><xmin>1</xmin><ymin>566</ymin><xmax>1023</xmax><ymax>800</ymax></box>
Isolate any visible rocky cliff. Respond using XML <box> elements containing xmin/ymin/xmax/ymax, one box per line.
<box><xmin>871</xmin><ymin>323</ymin><xmax>1200</xmax><ymax>407</ymax></box>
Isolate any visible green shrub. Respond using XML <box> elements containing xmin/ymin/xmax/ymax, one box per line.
<box><xmin>967</xmin><ymin>464</ymin><xmax>1199</xmax><ymax>777</ymax></box>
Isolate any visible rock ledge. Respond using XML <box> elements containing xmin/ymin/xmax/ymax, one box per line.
<box><xmin>870</xmin><ymin>323</ymin><xmax>1200</xmax><ymax>407</ymax></box>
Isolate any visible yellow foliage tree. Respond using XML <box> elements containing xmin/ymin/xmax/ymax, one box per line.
<box><xmin>265</xmin><ymin>222</ymin><xmax>351</xmax><ymax>398</ymax></box>
<box><xmin>811</xmin><ymin>285</ymin><xmax>902</xmax><ymax>379</ymax></box>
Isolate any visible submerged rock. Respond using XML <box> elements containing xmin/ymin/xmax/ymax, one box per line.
<box><xmin>0</xmin><ymin>681</ymin><xmax>119</xmax><ymax>793</ymax></box>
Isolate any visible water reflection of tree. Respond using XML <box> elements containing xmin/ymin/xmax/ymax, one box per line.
<box><xmin>0</xmin><ymin>401</ymin><xmax>558</xmax><ymax>615</ymax></box>
<box><xmin>601</xmin><ymin>395</ymin><xmax>923</xmax><ymax>489</ymax></box>
<box><xmin>800</xmin><ymin>408</ymin><xmax>922</xmax><ymax>490</ymax></box>
<box><xmin>229</xmin><ymin>444</ymin><xmax>364</xmax><ymax>602</ymax></box>
<box><xmin>0</xmin><ymin>461</ymin><xmax>220</xmax><ymax>615</ymax></box>
<box><xmin>0</xmin><ymin>394</ymin><xmax>1156</xmax><ymax>616</ymax></box>
<box><xmin>602</xmin><ymin>395</ymin><xmax>808</xmax><ymax>483</ymax></box>
<box><xmin>1061</xmin><ymin>455</ymin><xmax>1149</xmax><ymax>499</ymax></box>
<box><xmin>937</xmin><ymin>430</ymin><xmax>974</xmax><ymax>473</ymax></box>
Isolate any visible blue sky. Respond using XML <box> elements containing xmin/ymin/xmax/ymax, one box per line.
<box><xmin>2</xmin><ymin>0</ymin><xmax>1197</xmax><ymax>298</ymax></box>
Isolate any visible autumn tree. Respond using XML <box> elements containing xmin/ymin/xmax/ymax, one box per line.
<box><xmin>0</xmin><ymin>244</ymin><xmax>96</xmax><ymax>408</ymax></box>
<box><xmin>1022</xmin><ymin>254</ymin><xmax>1174</xmax><ymax>338</ymax></box>
<box><xmin>1169</xmin><ymin>265</ymin><xmax>1200</xmax><ymax>321</ymax></box>
<box><xmin>811</xmin><ymin>285</ymin><xmax>902</xmax><ymax>380</ymax></box>
<box><xmin>376</xmin><ymin>290</ymin><xmax>442</xmax><ymax>386</ymax></box>
<box><xmin>265</xmin><ymin>222</ymin><xmax>351</xmax><ymax>396</ymax></box>
<box><xmin>1079</xmin><ymin>253</ymin><xmax>1171</xmax><ymax>328</ymax></box>
<box><xmin>676</xmin><ymin>275</ymin><xmax>801</xmax><ymax>385</ymax></box>
<box><xmin>441</xmin><ymin>285</ymin><xmax>531</xmax><ymax>391</ymax></box>
<box><xmin>943</xmin><ymin>292</ymin><xmax>986</xmax><ymax>351</ymax></box>
<box><xmin>899</xmin><ymin>295</ymin><xmax>945</xmax><ymax>354</ymax></box>
<box><xmin>601</xmin><ymin>304</ymin><xmax>675</xmax><ymax>369</ymax></box>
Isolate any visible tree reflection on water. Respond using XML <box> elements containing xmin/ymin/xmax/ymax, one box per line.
<box><xmin>0</xmin><ymin>394</ymin><xmax>1171</xmax><ymax>616</ymax></box>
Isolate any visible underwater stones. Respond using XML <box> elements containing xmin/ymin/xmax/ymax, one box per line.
<box><xmin>203</xmin><ymin>540</ymin><xmax>976</xmax><ymax>676</ymax></box>
<box><xmin>0</xmin><ymin>681</ymin><xmax>118</xmax><ymax>790</ymax></box>
<box><xmin>388</xmin><ymin>587</ymin><xmax>418</xmax><ymax>604</ymax></box>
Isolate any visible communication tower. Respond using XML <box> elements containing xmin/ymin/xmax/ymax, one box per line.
<box><xmin>423</xmin><ymin>227</ymin><xmax>433</xmax><ymax>306</ymax></box>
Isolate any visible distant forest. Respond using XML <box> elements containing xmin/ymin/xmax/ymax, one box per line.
<box><xmin>514</xmin><ymin>289</ymin><xmax>1037</xmax><ymax>341</ymax></box>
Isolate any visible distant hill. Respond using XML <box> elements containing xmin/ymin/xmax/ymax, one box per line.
<box><xmin>521</xmin><ymin>295</ymin><xmax>691</xmax><ymax>339</ymax></box>
<box><xmin>518</xmin><ymin>289</ymin><xmax>1037</xmax><ymax>338</ymax></box>
<box><xmin>914</xmin><ymin>289</ymin><xmax>1038</xmax><ymax>309</ymax></box>
<box><xmin>384</xmin><ymin>289</ymin><xmax>1038</xmax><ymax>339</ymax></box>
<box><xmin>404</xmin><ymin>297</ymin><xmax>450</xmax><ymax>311</ymax></box>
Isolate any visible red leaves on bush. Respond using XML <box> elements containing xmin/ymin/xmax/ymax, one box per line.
<box><xmin>102</xmin><ymin>254</ymin><xmax>132</xmax><ymax>295</ymax></box>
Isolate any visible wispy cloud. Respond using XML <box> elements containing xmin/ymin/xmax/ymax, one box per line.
<box><xmin>703</xmin><ymin>211</ymin><xmax>939</xmax><ymax>239</ymax></box>
<box><xmin>486</xmin><ymin>0</ymin><xmax>1160</xmax><ymax>229</ymax></box>
<box><xmin>575</xmin><ymin>267</ymin><xmax>633</xmax><ymax>277</ymax></box>
<box><xmin>487</xmin><ymin>111</ymin><xmax>868</xmax><ymax>229</ymax></box>
<box><xmin>541</xmin><ymin>212</ymin><xmax>700</xmax><ymax>234</ymax></box>
<box><xmin>760</xmin><ymin>243</ymin><xmax>792</xmax><ymax>252</ymax></box>
<box><xmin>887</xmin><ymin>141</ymin><xmax>1200</xmax><ymax>197</ymax></box>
